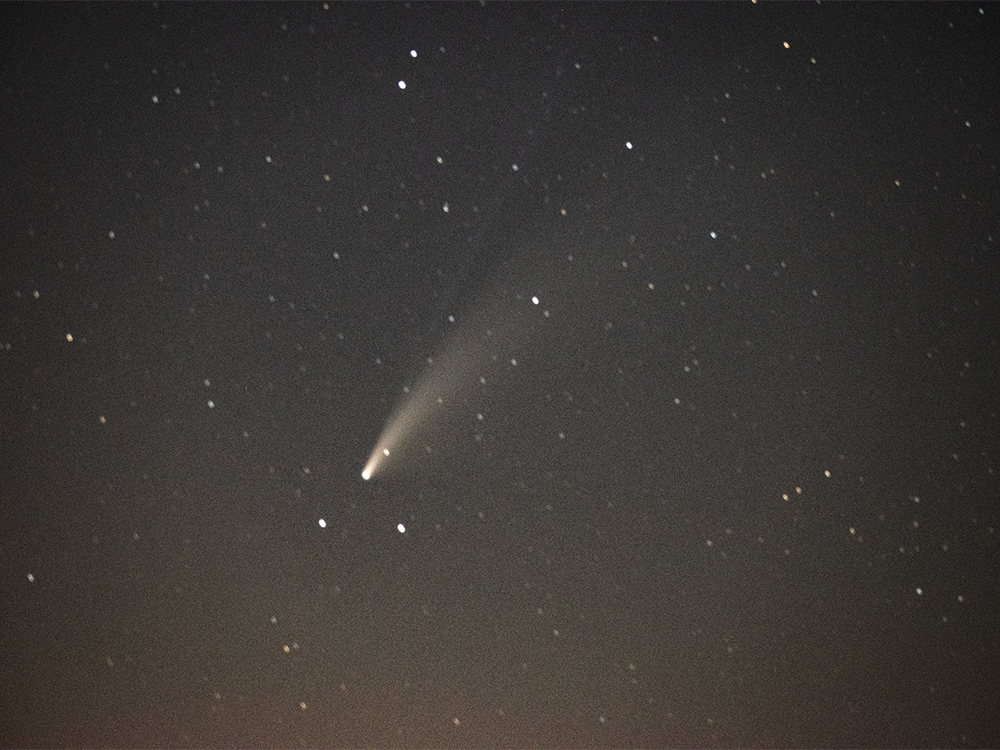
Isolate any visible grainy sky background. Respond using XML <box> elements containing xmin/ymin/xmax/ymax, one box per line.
<box><xmin>2</xmin><ymin>2</ymin><xmax>998</xmax><ymax>747</ymax></box>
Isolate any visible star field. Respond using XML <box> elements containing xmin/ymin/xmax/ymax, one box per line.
<box><xmin>1</xmin><ymin>3</ymin><xmax>998</xmax><ymax>747</ymax></box>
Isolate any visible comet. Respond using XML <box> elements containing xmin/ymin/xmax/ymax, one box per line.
<box><xmin>359</xmin><ymin>237</ymin><xmax>574</xmax><ymax>482</ymax></box>
<box><xmin>360</xmin><ymin>317</ymin><xmax>485</xmax><ymax>481</ymax></box>
<box><xmin>361</xmin><ymin>448</ymin><xmax>389</xmax><ymax>481</ymax></box>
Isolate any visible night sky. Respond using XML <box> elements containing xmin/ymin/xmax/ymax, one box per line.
<box><xmin>2</xmin><ymin>3</ymin><xmax>998</xmax><ymax>748</ymax></box>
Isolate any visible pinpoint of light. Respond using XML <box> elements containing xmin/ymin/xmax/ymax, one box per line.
<box><xmin>318</xmin><ymin>518</ymin><xmax>326</xmax><ymax>528</ymax></box>
<box><xmin>361</xmin><ymin>466</ymin><xmax>372</xmax><ymax>481</ymax></box>
<box><xmin>397</xmin><ymin>523</ymin><xmax>406</xmax><ymax>533</ymax></box>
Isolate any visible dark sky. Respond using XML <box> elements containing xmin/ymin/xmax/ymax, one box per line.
<box><xmin>2</xmin><ymin>2</ymin><xmax>998</xmax><ymax>747</ymax></box>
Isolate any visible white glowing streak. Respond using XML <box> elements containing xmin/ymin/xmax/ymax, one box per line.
<box><xmin>360</xmin><ymin>309</ymin><xmax>495</xmax><ymax>481</ymax></box>
<box><xmin>361</xmin><ymin>447</ymin><xmax>391</xmax><ymax>481</ymax></box>
<box><xmin>361</xmin><ymin>262</ymin><xmax>549</xmax><ymax>481</ymax></box>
